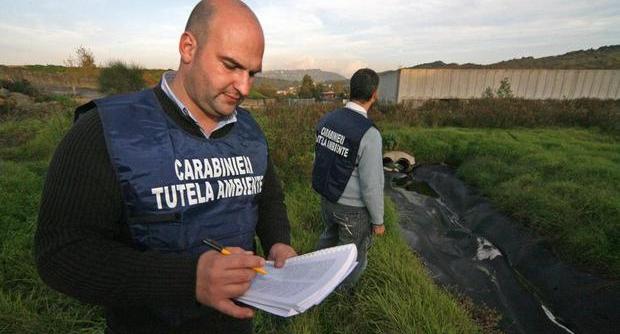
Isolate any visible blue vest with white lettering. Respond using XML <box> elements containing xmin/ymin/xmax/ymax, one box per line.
<box><xmin>92</xmin><ymin>89</ymin><xmax>267</xmax><ymax>255</ymax></box>
<box><xmin>312</xmin><ymin>107</ymin><xmax>374</xmax><ymax>202</ymax></box>
<box><xmin>78</xmin><ymin>89</ymin><xmax>268</xmax><ymax>326</ymax></box>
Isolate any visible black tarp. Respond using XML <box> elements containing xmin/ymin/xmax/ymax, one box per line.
<box><xmin>386</xmin><ymin>165</ymin><xmax>619</xmax><ymax>334</ymax></box>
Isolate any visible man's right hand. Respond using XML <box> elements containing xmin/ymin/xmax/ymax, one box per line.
<box><xmin>195</xmin><ymin>247</ymin><xmax>266</xmax><ymax>319</ymax></box>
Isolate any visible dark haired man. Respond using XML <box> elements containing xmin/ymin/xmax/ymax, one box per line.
<box><xmin>312</xmin><ymin>68</ymin><xmax>385</xmax><ymax>290</ymax></box>
<box><xmin>35</xmin><ymin>1</ymin><xmax>296</xmax><ymax>333</ymax></box>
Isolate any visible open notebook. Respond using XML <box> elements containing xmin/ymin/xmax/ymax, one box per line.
<box><xmin>237</xmin><ymin>243</ymin><xmax>358</xmax><ymax>317</ymax></box>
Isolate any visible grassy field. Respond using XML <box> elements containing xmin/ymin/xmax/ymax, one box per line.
<box><xmin>2</xmin><ymin>91</ymin><xmax>619</xmax><ymax>332</ymax></box>
<box><xmin>383</xmin><ymin>127</ymin><xmax>620</xmax><ymax>277</ymax></box>
<box><xmin>0</xmin><ymin>66</ymin><xmax>166</xmax><ymax>92</ymax></box>
<box><xmin>0</xmin><ymin>110</ymin><xmax>106</xmax><ymax>333</ymax></box>
<box><xmin>0</xmin><ymin>100</ymin><xmax>484</xmax><ymax>332</ymax></box>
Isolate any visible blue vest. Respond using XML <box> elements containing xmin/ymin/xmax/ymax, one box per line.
<box><xmin>312</xmin><ymin>108</ymin><xmax>375</xmax><ymax>202</ymax></box>
<box><xmin>85</xmin><ymin>89</ymin><xmax>268</xmax><ymax>326</ymax></box>
<box><xmin>90</xmin><ymin>89</ymin><xmax>267</xmax><ymax>257</ymax></box>
<box><xmin>80</xmin><ymin>90</ymin><xmax>267</xmax><ymax>255</ymax></box>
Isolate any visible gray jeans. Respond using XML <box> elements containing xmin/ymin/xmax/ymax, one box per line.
<box><xmin>317</xmin><ymin>198</ymin><xmax>372</xmax><ymax>289</ymax></box>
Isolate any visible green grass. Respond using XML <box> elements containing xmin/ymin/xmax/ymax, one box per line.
<box><xmin>2</xmin><ymin>98</ymin><xmax>618</xmax><ymax>332</ymax></box>
<box><xmin>255</xmin><ymin>184</ymin><xmax>481</xmax><ymax>334</ymax></box>
<box><xmin>375</xmin><ymin>98</ymin><xmax>620</xmax><ymax>134</ymax></box>
<box><xmin>384</xmin><ymin>126</ymin><xmax>620</xmax><ymax>277</ymax></box>
<box><xmin>0</xmin><ymin>112</ymin><xmax>105</xmax><ymax>333</ymax></box>
<box><xmin>0</xmin><ymin>103</ymin><xmax>484</xmax><ymax>333</ymax></box>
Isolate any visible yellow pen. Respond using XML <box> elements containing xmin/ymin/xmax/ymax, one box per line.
<box><xmin>202</xmin><ymin>239</ymin><xmax>268</xmax><ymax>275</ymax></box>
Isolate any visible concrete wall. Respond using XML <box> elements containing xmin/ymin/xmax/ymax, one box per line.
<box><xmin>377</xmin><ymin>70</ymin><xmax>400</xmax><ymax>103</ymax></box>
<box><xmin>378</xmin><ymin>69</ymin><xmax>620</xmax><ymax>103</ymax></box>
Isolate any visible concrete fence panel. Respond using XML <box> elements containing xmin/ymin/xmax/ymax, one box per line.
<box><xmin>378</xmin><ymin>69</ymin><xmax>620</xmax><ymax>103</ymax></box>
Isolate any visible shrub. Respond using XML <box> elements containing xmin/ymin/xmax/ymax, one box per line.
<box><xmin>0</xmin><ymin>79</ymin><xmax>40</xmax><ymax>96</ymax></box>
<box><xmin>373</xmin><ymin>98</ymin><xmax>620</xmax><ymax>134</ymax></box>
<box><xmin>98</xmin><ymin>61</ymin><xmax>145</xmax><ymax>94</ymax></box>
<box><xmin>496</xmin><ymin>77</ymin><xmax>513</xmax><ymax>98</ymax></box>
<box><xmin>481</xmin><ymin>87</ymin><xmax>495</xmax><ymax>98</ymax></box>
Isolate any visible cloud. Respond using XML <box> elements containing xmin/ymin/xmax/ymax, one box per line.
<box><xmin>1</xmin><ymin>0</ymin><xmax>618</xmax><ymax>73</ymax></box>
<box><xmin>250</xmin><ymin>0</ymin><xmax>620</xmax><ymax>74</ymax></box>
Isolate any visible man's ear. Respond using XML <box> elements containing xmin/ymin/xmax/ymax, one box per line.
<box><xmin>371</xmin><ymin>89</ymin><xmax>379</xmax><ymax>103</ymax></box>
<box><xmin>179</xmin><ymin>32</ymin><xmax>198</xmax><ymax>64</ymax></box>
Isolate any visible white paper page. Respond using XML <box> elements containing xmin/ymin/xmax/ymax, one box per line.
<box><xmin>239</xmin><ymin>298</ymin><xmax>299</xmax><ymax>317</ymax></box>
<box><xmin>298</xmin><ymin>257</ymin><xmax>358</xmax><ymax>311</ymax></box>
<box><xmin>238</xmin><ymin>244</ymin><xmax>357</xmax><ymax>311</ymax></box>
<box><xmin>298</xmin><ymin>260</ymin><xmax>358</xmax><ymax>310</ymax></box>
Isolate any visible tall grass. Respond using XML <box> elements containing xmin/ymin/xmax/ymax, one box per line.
<box><xmin>1</xmin><ymin>102</ymin><xmax>484</xmax><ymax>333</ymax></box>
<box><xmin>254</xmin><ymin>180</ymin><xmax>481</xmax><ymax>334</ymax></box>
<box><xmin>375</xmin><ymin>98</ymin><xmax>620</xmax><ymax>134</ymax></box>
<box><xmin>385</xmin><ymin>126</ymin><xmax>620</xmax><ymax>277</ymax></box>
<box><xmin>254</xmin><ymin>104</ymin><xmax>484</xmax><ymax>333</ymax></box>
<box><xmin>4</xmin><ymin>97</ymin><xmax>619</xmax><ymax>332</ymax></box>
<box><xmin>0</xmin><ymin>111</ymin><xmax>105</xmax><ymax>333</ymax></box>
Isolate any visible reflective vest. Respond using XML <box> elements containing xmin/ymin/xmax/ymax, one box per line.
<box><xmin>312</xmin><ymin>108</ymin><xmax>375</xmax><ymax>202</ymax></box>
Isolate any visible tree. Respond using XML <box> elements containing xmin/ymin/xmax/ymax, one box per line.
<box><xmin>253</xmin><ymin>82</ymin><xmax>277</xmax><ymax>98</ymax></box>
<box><xmin>496</xmin><ymin>77</ymin><xmax>513</xmax><ymax>98</ymax></box>
<box><xmin>65</xmin><ymin>45</ymin><xmax>96</xmax><ymax>69</ymax></box>
<box><xmin>482</xmin><ymin>87</ymin><xmax>495</xmax><ymax>98</ymax></box>
<box><xmin>98</xmin><ymin>61</ymin><xmax>145</xmax><ymax>95</ymax></box>
<box><xmin>313</xmin><ymin>82</ymin><xmax>326</xmax><ymax>100</ymax></box>
<box><xmin>298</xmin><ymin>74</ymin><xmax>315</xmax><ymax>99</ymax></box>
<box><xmin>64</xmin><ymin>45</ymin><xmax>97</xmax><ymax>95</ymax></box>
<box><xmin>331</xmin><ymin>81</ymin><xmax>349</xmax><ymax>99</ymax></box>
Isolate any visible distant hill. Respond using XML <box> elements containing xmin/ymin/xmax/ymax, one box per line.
<box><xmin>259</xmin><ymin>69</ymin><xmax>346</xmax><ymax>83</ymax></box>
<box><xmin>409</xmin><ymin>45</ymin><xmax>620</xmax><ymax>70</ymax></box>
<box><xmin>254</xmin><ymin>76</ymin><xmax>297</xmax><ymax>90</ymax></box>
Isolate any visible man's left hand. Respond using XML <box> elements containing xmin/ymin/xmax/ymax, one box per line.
<box><xmin>373</xmin><ymin>224</ymin><xmax>385</xmax><ymax>236</ymax></box>
<box><xmin>267</xmin><ymin>243</ymin><xmax>297</xmax><ymax>268</ymax></box>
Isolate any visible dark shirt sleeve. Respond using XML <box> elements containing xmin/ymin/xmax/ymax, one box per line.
<box><xmin>34</xmin><ymin>107</ymin><xmax>292</xmax><ymax>309</ymax></box>
<box><xmin>255</xmin><ymin>155</ymin><xmax>291</xmax><ymax>254</ymax></box>
<box><xmin>35</xmin><ymin>110</ymin><xmax>198</xmax><ymax>308</ymax></box>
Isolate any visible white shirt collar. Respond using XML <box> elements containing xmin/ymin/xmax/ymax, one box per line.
<box><xmin>345</xmin><ymin>101</ymin><xmax>368</xmax><ymax>118</ymax></box>
<box><xmin>160</xmin><ymin>71</ymin><xmax>237</xmax><ymax>138</ymax></box>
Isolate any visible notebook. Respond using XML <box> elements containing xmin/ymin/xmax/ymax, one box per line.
<box><xmin>237</xmin><ymin>243</ymin><xmax>358</xmax><ymax>317</ymax></box>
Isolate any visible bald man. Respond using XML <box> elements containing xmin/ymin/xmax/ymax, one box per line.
<box><xmin>35</xmin><ymin>1</ymin><xmax>296</xmax><ymax>333</ymax></box>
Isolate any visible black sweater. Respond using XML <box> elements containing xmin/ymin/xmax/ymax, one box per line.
<box><xmin>35</xmin><ymin>86</ymin><xmax>291</xmax><ymax>333</ymax></box>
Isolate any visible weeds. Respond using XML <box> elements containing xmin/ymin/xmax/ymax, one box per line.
<box><xmin>374</xmin><ymin>98</ymin><xmax>620</xmax><ymax>134</ymax></box>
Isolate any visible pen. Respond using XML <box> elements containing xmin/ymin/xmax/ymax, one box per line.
<box><xmin>202</xmin><ymin>239</ymin><xmax>268</xmax><ymax>275</ymax></box>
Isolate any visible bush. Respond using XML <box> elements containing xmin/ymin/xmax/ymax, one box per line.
<box><xmin>373</xmin><ymin>98</ymin><xmax>620</xmax><ymax>134</ymax></box>
<box><xmin>98</xmin><ymin>61</ymin><xmax>145</xmax><ymax>94</ymax></box>
<box><xmin>0</xmin><ymin>79</ymin><xmax>40</xmax><ymax>96</ymax></box>
<box><xmin>496</xmin><ymin>77</ymin><xmax>513</xmax><ymax>98</ymax></box>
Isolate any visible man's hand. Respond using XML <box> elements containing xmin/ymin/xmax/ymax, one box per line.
<box><xmin>267</xmin><ymin>243</ymin><xmax>297</xmax><ymax>268</ymax></box>
<box><xmin>195</xmin><ymin>247</ymin><xmax>265</xmax><ymax>319</ymax></box>
<box><xmin>373</xmin><ymin>224</ymin><xmax>385</xmax><ymax>236</ymax></box>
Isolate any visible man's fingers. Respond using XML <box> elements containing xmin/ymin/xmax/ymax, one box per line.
<box><xmin>209</xmin><ymin>251</ymin><xmax>265</xmax><ymax>272</ymax></box>
<box><xmin>220</xmin><ymin>281</ymin><xmax>253</xmax><ymax>297</ymax></box>
<box><xmin>269</xmin><ymin>243</ymin><xmax>297</xmax><ymax>268</ymax></box>
<box><xmin>224</xmin><ymin>247</ymin><xmax>247</xmax><ymax>255</ymax></box>
<box><xmin>219</xmin><ymin>268</ymin><xmax>257</xmax><ymax>284</ymax></box>
<box><xmin>227</xmin><ymin>254</ymin><xmax>265</xmax><ymax>270</ymax></box>
<box><xmin>373</xmin><ymin>224</ymin><xmax>385</xmax><ymax>236</ymax></box>
<box><xmin>215</xmin><ymin>299</ymin><xmax>255</xmax><ymax>319</ymax></box>
<box><xmin>274</xmin><ymin>253</ymin><xmax>290</xmax><ymax>268</ymax></box>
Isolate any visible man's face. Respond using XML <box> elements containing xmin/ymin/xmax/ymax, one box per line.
<box><xmin>184</xmin><ymin>14</ymin><xmax>264</xmax><ymax>118</ymax></box>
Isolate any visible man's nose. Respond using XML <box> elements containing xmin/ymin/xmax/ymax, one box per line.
<box><xmin>234</xmin><ymin>72</ymin><xmax>252</xmax><ymax>97</ymax></box>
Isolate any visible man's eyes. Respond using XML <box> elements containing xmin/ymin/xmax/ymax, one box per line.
<box><xmin>223</xmin><ymin>61</ymin><xmax>237</xmax><ymax>70</ymax></box>
<box><xmin>222</xmin><ymin>61</ymin><xmax>258</xmax><ymax>77</ymax></box>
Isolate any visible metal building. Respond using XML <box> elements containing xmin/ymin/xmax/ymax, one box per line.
<box><xmin>377</xmin><ymin>69</ymin><xmax>620</xmax><ymax>103</ymax></box>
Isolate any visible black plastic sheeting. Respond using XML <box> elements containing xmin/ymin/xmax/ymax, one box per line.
<box><xmin>386</xmin><ymin>165</ymin><xmax>619</xmax><ymax>334</ymax></box>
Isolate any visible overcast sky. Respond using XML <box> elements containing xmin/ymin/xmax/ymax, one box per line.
<box><xmin>1</xmin><ymin>0</ymin><xmax>618</xmax><ymax>77</ymax></box>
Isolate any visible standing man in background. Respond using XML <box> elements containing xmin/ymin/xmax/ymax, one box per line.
<box><xmin>312</xmin><ymin>68</ymin><xmax>385</xmax><ymax>290</ymax></box>
<box><xmin>35</xmin><ymin>1</ymin><xmax>296</xmax><ymax>333</ymax></box>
